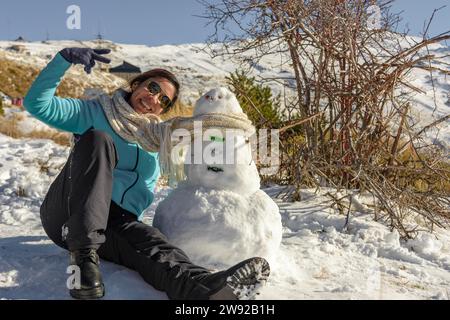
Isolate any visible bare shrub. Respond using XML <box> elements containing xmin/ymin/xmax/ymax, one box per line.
<box><xmin>199</xmin><ymin>0</ymin><xmax>450</xmax><ymax>237</ymax></box>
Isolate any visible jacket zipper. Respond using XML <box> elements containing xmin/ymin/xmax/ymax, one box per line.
<box><xmin>120</xmin><ymin>146</ymin><xmax>140</xmax><ymax>204</ymax></box>
<box><xmin>62</xmin><ymin>146</ymin><xmax>75</xmax><ymax>241</ymax></box>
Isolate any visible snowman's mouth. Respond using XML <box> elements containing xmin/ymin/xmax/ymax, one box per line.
<box><xmin>207</xmin><ymin>166</ymin><xmax>223</xmax><ymax>173</ymax></box>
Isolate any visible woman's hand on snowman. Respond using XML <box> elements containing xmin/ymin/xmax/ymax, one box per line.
<box><xmin>59</xmin><ymin>48</ymin><xmax>111</xmax><ymax>74</ymax></box>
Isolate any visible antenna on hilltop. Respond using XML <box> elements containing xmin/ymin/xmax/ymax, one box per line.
<box><xmin>96</xmin><ymin>31</ymin><xmax>103</xmax><ymax>41</ymax></box>
<box><xmin>95</xmin><ymin>20</ymin><xmax>110</xmax><ymax>72</ymax></box>
<box><xmin>96</xmin><ymin>20</ymin><xmax>104</xmax><ymax>42</ymax></box>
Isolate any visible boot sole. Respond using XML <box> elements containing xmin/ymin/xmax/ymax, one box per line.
<box><xmin>225</xmin><ymin>257</ymin><xmax>270</xmax><ymax>300</ymax></box>
<box><xmin>69</xmin><ymin>284</ymin><xmax>105</xmax><ymax>300</ymax></box>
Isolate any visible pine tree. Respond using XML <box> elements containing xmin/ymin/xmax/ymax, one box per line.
<box><xmin>226</xmin><ymin>70</ymin><xmax>282</xmax><ymax>129</ymax></box>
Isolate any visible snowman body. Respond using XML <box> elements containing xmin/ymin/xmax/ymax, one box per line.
<box><xmin>153</xmin><ymin>87</ymin><xmax>282</xmax><ymax>266</ymax></box>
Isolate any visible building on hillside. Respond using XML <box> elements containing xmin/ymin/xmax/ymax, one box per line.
<box><xmin>11</xmin><ymin>97</ymin><xmax>24</xmax><ymax>107</ymax></box>
<box><xmin>109</xmin><ymin>61</ymin><xmax>141</xmax><ymax>81</ymax></box>
<box><xmin>14</xmin><ymin>36</ymin><xmax>27</xmax><ymax>42</ymax></box>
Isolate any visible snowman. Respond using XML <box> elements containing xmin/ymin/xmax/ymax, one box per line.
<box><xmin>153</xmin><ymin>87</ymin><xmax>282</xmax><ymax>267</ymax></box>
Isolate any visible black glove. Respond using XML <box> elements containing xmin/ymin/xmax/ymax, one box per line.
<box><xmin>59</xmin><ymin>48</ymin><xmax>111</xmax><ymax>74</ymax></box>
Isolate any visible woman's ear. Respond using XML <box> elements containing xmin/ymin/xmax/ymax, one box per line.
<box><xmin>131</xmin><ymin>82</ymin><xmax>139</xmax><ymax>92</ymax></box>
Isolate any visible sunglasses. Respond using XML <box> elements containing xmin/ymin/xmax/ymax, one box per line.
<box><xmin>145</xmin><ymin>81</ymin><xmax>173</xmax><ymax>112</ymax></box>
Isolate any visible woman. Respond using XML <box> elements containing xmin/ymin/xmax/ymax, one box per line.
<box><xmin>24</xmin><ymin>47</ymin><xmax>269</xmax><ymax>300</ymax></box>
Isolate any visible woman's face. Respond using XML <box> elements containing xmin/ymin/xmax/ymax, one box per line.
<box><xmin>129</xmin><ymin>77</ymin><xmax>176</xmax><ymax>116</ymax></box>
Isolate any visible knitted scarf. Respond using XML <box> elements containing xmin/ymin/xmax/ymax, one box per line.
<box><xmin>98</xmin><ymin>89</ymin><xmax>256</xmax><ymax>183</ymax></box>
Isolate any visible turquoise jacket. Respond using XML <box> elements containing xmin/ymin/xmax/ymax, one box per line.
<box><xmin>24</xmin><ymin>53</ymin><xmax>160</xmax><ymax>220</ymax></box>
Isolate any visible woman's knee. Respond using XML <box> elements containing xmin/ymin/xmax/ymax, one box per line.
<box><xmin>40</xmin><ymin>204</ymin><xmax>68</xmax><ymax>250</ymax></box>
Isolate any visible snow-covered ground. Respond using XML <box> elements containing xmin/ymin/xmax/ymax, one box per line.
<box><xmin>0</xmin><ymin>37</ymin><xmax>449</xmax><ymax>300</ymax></box>
<box><xmin>1</xmin><ymin>132</ymin><xmax>449</xmax><ymax>300</ymax></box>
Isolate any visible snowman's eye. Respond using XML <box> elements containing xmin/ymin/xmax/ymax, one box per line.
<box><xmin>209</xmin><ymin>136</ymin><xmax>225</xmax><ymax>142</ymax></box>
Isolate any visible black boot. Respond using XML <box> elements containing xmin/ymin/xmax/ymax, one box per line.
<box><xmin>196</xmin><ymin>257</ymin><xmax>270</xmax><ymax>300</ymax></box>
<box><xmin>69</xmin><ymin>249</ymin><xmax>105</xmax><ymax>299</ymax></box>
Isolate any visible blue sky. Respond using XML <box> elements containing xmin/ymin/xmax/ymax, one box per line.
<box><xmin>0</xmin><ymin>0</ymin><xmax>448</xmax><ymax>45</ymax></box>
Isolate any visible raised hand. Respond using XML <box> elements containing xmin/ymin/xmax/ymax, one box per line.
<box><xmin>59</xmin><ymin>48</ymin><xmax>111</xmax><ymax>74</ymax></box>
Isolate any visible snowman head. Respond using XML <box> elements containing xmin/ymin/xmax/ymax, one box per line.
<box><xmin>184</xmin><ymin>132</ymin><xmax>260</xmax><ymax>194</ymax></box>
<box><xmin>183</xmin><ymin>88</ymin><xmax>260</xmax><ymax>194</ymax></box>
<box><xmin>194</xmin><ymin>87</ymin><xmax>243</xmax><ymax>116</ymax></box>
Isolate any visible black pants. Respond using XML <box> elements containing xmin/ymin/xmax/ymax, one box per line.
<box><xmin>40</xmin><ymin>129</ymin><xmax>212</xmax><ymax>299</ymax></box>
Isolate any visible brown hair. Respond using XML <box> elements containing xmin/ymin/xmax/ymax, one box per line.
<box><xmin>129</xmin><ymin>69</ymin><xmax>180</xmax><ymax>107</ymax></box>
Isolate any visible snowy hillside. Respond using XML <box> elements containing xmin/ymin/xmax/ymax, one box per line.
<box><xmin>0</xmin><ymin>37</ymin><xmax>449</xmax><ymax>148</ymax></box>
<box><xmin>0</xmin><ymin>39</ymin><xmax>248</xmax><ymax>105</ymax></box>
<box><xmin>0</xmin><ymin>133</ymin><xmax>449</xmax><ymax>300</ymax></box>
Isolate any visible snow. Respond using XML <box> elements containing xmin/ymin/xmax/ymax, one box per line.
<box><xmin>154</xmin><ymin>185</ymin><xmax>282</xmax><ymax>267</ymax></box>
<box><xmin>154</xmin><ymin>88</ymin><xmax>282</xmax><ymax>267</ymax></box>
<box><xmin>193</xmin><ymin>87</ymin><xmax>244</xmax><ymax>115</ymax></box>
<box><xmin>0</xmin><ymin>37</ymin><xmax>449</xmax><ymax>300</ymax></box>
<box><xmin>2</xmin><ymin>106</ymin><xmax>60</xmax><ymax>135</ymax></box>
<box><xmin>1</xmin><ymin>133</ymin><xmax>449</xmax><ymax>300</ymax></box>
